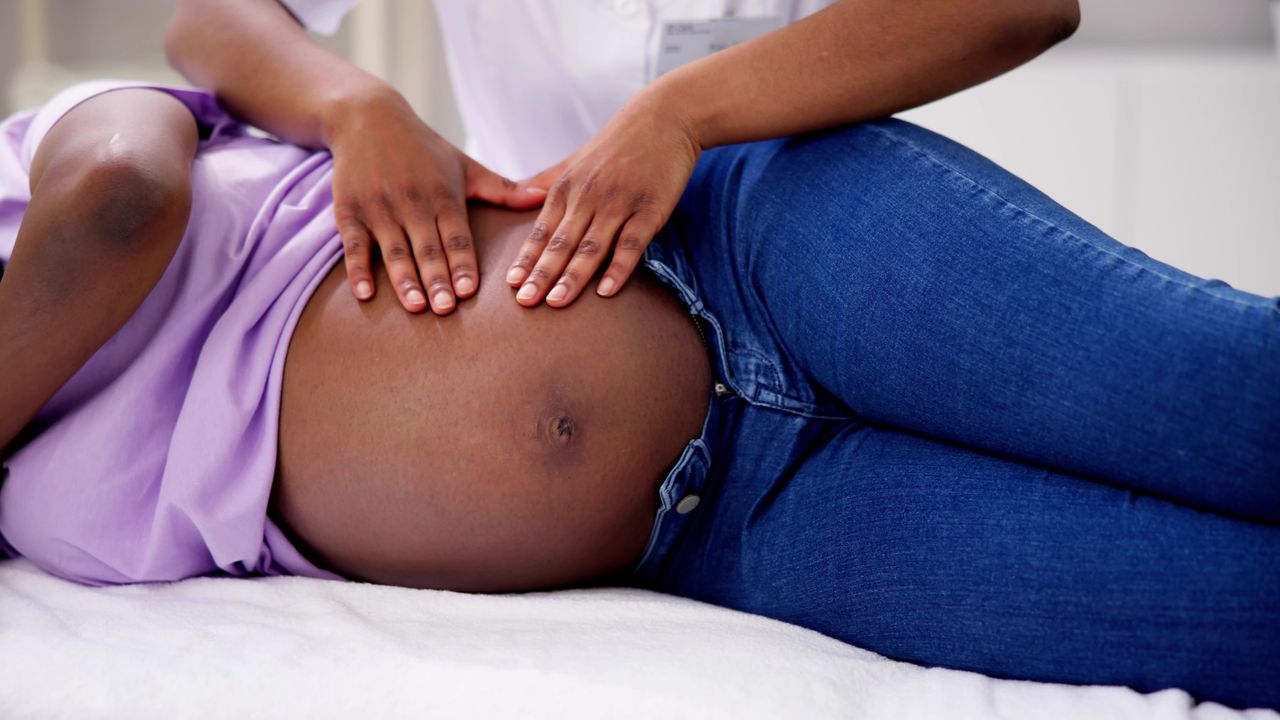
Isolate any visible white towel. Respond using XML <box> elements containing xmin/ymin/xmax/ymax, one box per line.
<box><xmin>0</xmin><ymin>559</ymin><xmax>1272</xmax><ymax>719</ymax></box>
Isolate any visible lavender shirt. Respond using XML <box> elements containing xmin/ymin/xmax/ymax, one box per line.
<box><xmin>0</xmin><ymin>82</ymin><xmax>344</xmax><ymax>584</ymax></box>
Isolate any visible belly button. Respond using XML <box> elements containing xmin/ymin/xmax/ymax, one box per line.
<box><xmin>546</xmin><ymin>414</ymin><xmax>575</xmax><ymax>445</ymax></box>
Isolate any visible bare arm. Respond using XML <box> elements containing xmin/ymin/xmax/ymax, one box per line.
<box><xmin>164</xmin><ymin>0</ymin><xmax>386</xmax><ymax>150</ymax></box>
<box><xmin>165</xmin><ymin>0</ymin><xmax>542</xmax><ymax>316</ymax></box>
<box><xmin>0</xmin><ymin>89</ymin><xmax>198</xmax><ymax>453</ymax></box>
<box><xmin>663</xmin><ymin>0</ymin><xmax>1081</xmax><ymax>149</ymax></box>
<box><xmin>507</xmin><ymin>0</ymin><xmax>1081</xmax><ymax>308</ymax></box>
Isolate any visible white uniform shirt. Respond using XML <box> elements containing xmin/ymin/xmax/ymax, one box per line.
<box><xmin>281</xmin><ymin>0</ymin><xmax>834</xmax><ymax>179</ymax></box>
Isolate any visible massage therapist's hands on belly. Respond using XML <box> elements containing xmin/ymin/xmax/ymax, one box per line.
<box><xmin>324</xmin><ymin>92</ymin><xmax>543</xmax><ymax>314</ymax></box>
<box><xmin>166</xmin><ymin>0</ymin><xmax>1079</xmax><ymax>312</ymax></box>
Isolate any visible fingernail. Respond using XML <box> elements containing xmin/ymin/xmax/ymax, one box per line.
<box><xmin>517</xmin><ymin>284</ymin><xmax>537</xmax><ymax>302</ymax></box>
<box><xmin>454</xmin><ymin>276</ymin><xmax>474</xmax><ymax>295</ymax></box>
<box><xmin>356</xmin><ymin>280</ymin><xmax>373</xmax><ymax>299</ymax></box>
<box><xmin>506</xmin><ymin>267</ymin><xmax>527</xmax><ymax>285</ymax></box>
<box><xmin>406</xmin><ymin>289</ymin><xmax>426</xmax><ymax>307</ymax></box>
<box><xmin>525</xmin><ymin>187</ymin><xmax>547</xmax><ymax>195</ymax></box>
<box><xmin>547</xmin><ymin>284</ymin><xmax>568</xmax><ymax>303</ymax></box>
<box><xmin>597</xmin><ymin>277</ymin><xmax>616</xmax><ymax>296</ymax></box>
<box><xmin>432</xmin><ymin>290</ymin><xmax>454</xmax><ymax>311</ymax></box>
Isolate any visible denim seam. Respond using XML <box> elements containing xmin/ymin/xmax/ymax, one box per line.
<box><xmin>644</xmin><ymin>254</ymin><xmax>848</xmax><ymax>422</ymax></box>
<box><xmin>866</xmin><ymin>123</ymin><xmax>1272</xmax><ymax>310</ymax></box>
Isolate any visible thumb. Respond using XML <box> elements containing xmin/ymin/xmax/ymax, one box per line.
<box><xmin>465</xmin><ymin>160</ymin><xmax>548</xmax><ymax>210</ymax></box>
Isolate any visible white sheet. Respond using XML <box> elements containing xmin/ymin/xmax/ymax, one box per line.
<box><xmin>0</xmin><ymin>558</ymin><xmax>1273</xmax><ymax>719</ymax></box>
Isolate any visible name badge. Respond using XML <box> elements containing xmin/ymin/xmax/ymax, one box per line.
<box><xmin>654</xmin><ymin>16</ymin><xmax>784</xmax><ymax>79</ymax></box>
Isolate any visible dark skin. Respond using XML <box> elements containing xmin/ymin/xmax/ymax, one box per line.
<box><xmin>166</xmin><ymin>0</ymin><xmax>1080</xmax><ymax>314</ymax></box>
<box><xmin>0</xmin><ymin>89</ymin><xmax>198</xmax><ymax>454</ymax></box>
<box><xmin>0</xmin><ymin>90</ymin><xmax>713</xmax><ymax>591</ymax></box>
<box><xmin>274</xmin><ymin>207</ymin><xmax>711</xmax><ymax>591</ymax></box>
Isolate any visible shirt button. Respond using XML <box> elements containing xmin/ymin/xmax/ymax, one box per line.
<box><xmin>613</xmin><ymin>0</ymin><xmax>639</xmax><ymax>17</ymax></box>
<box><xmin>714</xmin><ymin>382</ymin><xmax>731</xmax><ymax>397</ymax></box>
<box><xmin>675</xmin><ymin>494</ymin><xmax>701</xmax><ymax>514</ymax></box>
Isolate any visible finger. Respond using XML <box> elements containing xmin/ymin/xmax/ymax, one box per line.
<box><xmin>515</xmin><ymin>208</ymin><xmax>593</xmax><ymax>307</ymax></box>
<box><xmin>596</xmin><ymin>213</ymin><xmax>660</xmax><ymax>298</ymax></box>
<box><xmin>373</xmin><ymin>221</ymin><xmax>429</xmax><ymax>313</ymax></box>
<box><xmin>506</xmin><ymin>174</ymin><xmax>570</xmax><ymax>287</ymax></box>
<box><xmin>465</xmin><ymin>159</ymin><xmax>546</xmax><ymax>211</ymax></box>
<box><xmin>517</xmin><ymin>164</ymin><xmax>564</xmax><ymax>195</ymax></box>
<box><xmin>433</xmin><ymin>194</ymin><xmax>477</xmax><ymax>307</ymax></box>
<box><xmin>405</xmin><ymin>215</ymin><xmax>455</xmax><ymax>315</ymax></box>
<box><xmin>545</xmin><ymin>213</ymin><xmax>622</xmax><ymax>308</ymax></box>
<box><xmin>337</xmin><ymin>218</ymin><xmax>377</xmax><ymax>301</ymax></box>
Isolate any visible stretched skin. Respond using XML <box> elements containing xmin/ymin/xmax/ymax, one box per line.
<box><xmin>274</xmin><ymin>207</ymin><xmax>712</xmax><ymax>592</ymax></box>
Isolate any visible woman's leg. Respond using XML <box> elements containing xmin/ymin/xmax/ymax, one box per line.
<box><xmin>0</xmin><ymin>89</ymin><xmax>196</xmax><ymax>451</ymax></box>
<box><xmin>657</xmin><ymin>121</ymin><xmax>1280</xmax><ymax>523</ymax></box>
<box><xmin>650</xmin><ymin>415</ymin><xmax>1280</xmax><ymax>710</ymax></box>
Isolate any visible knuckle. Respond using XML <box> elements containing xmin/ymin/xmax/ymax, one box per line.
<box><xmin>512</xmin><ymin>254</ymin><xmax>536</xmax><ymax>270</ymax></box>
<box><xmin>430</xmin><ymin>185</ymin><xmax>461</xmax><ymax>214</ymax></box>
<box><xmin>444</xmin><ymin>234</ymin><xmax>473</xmax><ymax>252</ymax></box>
<box><xmin>384</xmin><ymin>242</ymin><xmax>413</xmax><ymax>261</ymax></box>
<box><xmin>600</xmin><ymin>183</ymin><xmax>622</xmax><ymax>206</ymax></box>
<box><xmin>415</xmin><ymin>241</ymin><xmax>443</xmax><ymax>261</ymax></box>
<box><xmin>631</xmin><ymin>190</ymin><xmax>657</xmax><ymax>210</ymax></box>
<box><xmin>370</xmin><ymin>190</ymin><xmax>394</xmax><ymax>216</ymax></box>
<box><xmin>528</xmin><ymin>266</ymin><xmax>553</xmax><ymax>284</ymax></box>
<box><xmin>528</xmin><ymin>222</ymin><xmax>551</xmax><ymax>246</ymax></box>
<box><xmin>576</xmin><ymin>238</ymin><xmax>603</xmax><ymax>257</ymax></box>
<box><xmin>334</xmin><ymin>199</ymin><xmax>362</xmax><ymax>222</ymax></box>
<box><xmin>449</xmin><ymin>263</ymin><xmax>475</xmax><ymax>277</ymax></box>
<box><xmin>618</xmin><ymin>234</ymin><xmax>646</xmax><ymax>252</ymax></box>
<box><xmin>341</xmin><ymin>233</ymin><xmax>367</xmax><ymax>254</ymax></box>
<box><xmin>546</xmin><ymin>232</ymin><xmax>573</xmax><ymax>253</ymax></box>
<box><xmin>397</xmin><ymin>183</ymin><xmax>426</xmax><ymax>208</ymax></box>
<box><xmin>560</xmin><ymin>267</ymin><xmax>582</xmax><ymax>285</ymax></box>
<box><xmin>546</xmin><ymin>175</ymin><xmax>572</xmax><ymax>207</ymax></box>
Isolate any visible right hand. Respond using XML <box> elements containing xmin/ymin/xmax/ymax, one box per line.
<box><xmin>327</xmin><ymin>88</ymin><xmax>546</xmax><ymax>314</ymax></box>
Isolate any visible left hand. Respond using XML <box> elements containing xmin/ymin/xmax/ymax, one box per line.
<box><xmin>505</xmin><ymin>88</ymin><xmax>701</xmax><ymax>307</ymax></box>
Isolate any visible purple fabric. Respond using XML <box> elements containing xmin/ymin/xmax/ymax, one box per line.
<box><xmin>0</xmin><ymin>81</ymin><xmax>344</xmax><ymax>584</ymax></box>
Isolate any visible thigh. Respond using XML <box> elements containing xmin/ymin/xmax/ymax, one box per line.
<box><xmin>651</xmin><ymin>421</ymin><xmax>1280</xmax><ymax>710</ymax></box>
<box><xmin>658</xmin><ymin>121</ymin><xmax>1280</xmax><ymax>522</ymax></box>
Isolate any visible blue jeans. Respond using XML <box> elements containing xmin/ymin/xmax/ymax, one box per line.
<box><xmin>632</xmin><ymin>120</ymin><xmax>1280</xmax><ymax>710</ymax></box>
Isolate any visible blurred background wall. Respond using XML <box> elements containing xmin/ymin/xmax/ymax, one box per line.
<box><xmin>1</xmin><ymin>0</ymin><xmax>1277</xmax><ymax>294</ymax></box>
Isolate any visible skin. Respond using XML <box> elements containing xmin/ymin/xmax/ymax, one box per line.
<box><xmin>0</xmin><ymin>93</ymin><xmax>712</xmax><ymax>592</ymax></box>
<box><xmin>164</xmin><ymin>0</ymin><xmax>545</xmax><ymax>317</ymax></box>
<box><xmin>0</xmin><ymin>89</ymin><xmax>198</xmax><ymax>453</ymax></box>
<box><xmin>274</xmin><ymin>206</ymin><xmax>712</xmax><ymax>591</ymax></box>
<box><xmin>165</xmin><ymin>0</ymin><xmax>1081</xmax><ymax>313</ymax></box>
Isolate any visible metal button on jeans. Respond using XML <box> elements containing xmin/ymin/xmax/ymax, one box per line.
<box><xmin>675</xmin><ymin>494</ymin><xmax>701</xmax><ymax>514</ymax></box>
<box><xmin>714</xmin><ymin>382</ymin><xmax>731</xmax><ymax>397</ymax></box>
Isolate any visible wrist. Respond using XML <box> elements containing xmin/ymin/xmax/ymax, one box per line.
<box><xmin>645</xmin><ymin>69</ymin><xmax>720</xmax><ymax>151</ymax></box>
<box><xmin>319</xmin><ymin>80</ymin><xmax>411</xmax><ymax>150</ymax></box>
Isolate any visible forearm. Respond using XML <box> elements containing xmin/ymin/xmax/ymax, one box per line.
<box><xmin>164</xmin><ymin>0</ymin><xmax>404</xmax><ymax>148</ymax></box>
<box><xmin>655</xmin><ymin>0</ymin><xmax>1080</xmax><ymax>149</ymax></box>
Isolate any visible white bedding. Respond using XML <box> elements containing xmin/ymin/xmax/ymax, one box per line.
<box><xmin>0</xmin><ymin>558</ymin><xmax>1273</xmax><ymax>719</ymax></box>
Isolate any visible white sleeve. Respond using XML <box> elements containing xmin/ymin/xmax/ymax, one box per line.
<box><xmin>277</xmin><ymin>0</ymin><xmax>359</xmax><ymax>36</ymax></box>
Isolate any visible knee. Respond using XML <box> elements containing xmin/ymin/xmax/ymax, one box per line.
<box><xmin>65</xmin><ymin>151</ymin><xmax>191</xmax><ymax>253</ymax></box>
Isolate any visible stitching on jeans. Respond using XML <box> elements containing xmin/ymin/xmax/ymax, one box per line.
<box><xmin>864</xmin><ymin>123</ymin><xmax>1273</xmax><ymax>310</ymax></box>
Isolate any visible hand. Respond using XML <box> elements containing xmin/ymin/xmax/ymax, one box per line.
<box><xmin>329</xmin><ymin>88</ymin><xmax>545</xmax><ymax>314</ymax></box>
<box><xmin>504</xmin><ymin>87</ymin><xmax>701</xmax><ymax>308</ymax></box>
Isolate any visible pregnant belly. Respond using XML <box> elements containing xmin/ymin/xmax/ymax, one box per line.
<box><xmin>274</xmin><ymin>208</ymin><xmax>711</xmax><ymax>592</ymax></box>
